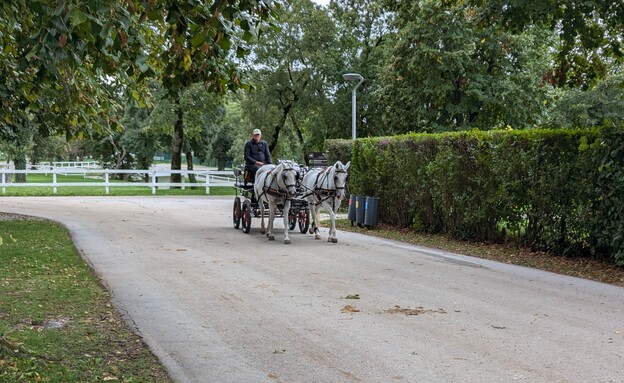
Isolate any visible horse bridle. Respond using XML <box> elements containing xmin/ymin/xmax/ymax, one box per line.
<box><xmin>306</xmin><ymin>166</ymin><xmax>349</xmax><ymax>206</ymax></box>
<box><xmin>263</xmin><ymin>165</ymin><xmax>298</xmax><ymax>198</ymax></box>
<box><xmin>333</xmin><ymin>168</ymin><xmax>348</xmax><ymax>193</ymax></box>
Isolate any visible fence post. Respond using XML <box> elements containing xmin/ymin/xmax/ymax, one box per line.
<box><xmin>105</xmin><ymin>170</ymin><xmax>110</xmax><ymax>195</ymax></box>
<box><xmin>1</xmin><ymin>169</ymin><xmax>5</xmax><ymax>194</ymax></box>
<box><xmin>181</xmin><ymin>171</ymin><xmax>186</xmax><ymax>190</ymax></box>
<box><xmin>52</xmin><ymin>171</ymin><xmax>58</xmax><ymax>194</ymax></box>
<box><xmin>151</xmin><ymin>170</ymin><xmax>157</xmax><ymax>195</ymax></box>
<box><xmin>205</xmin><ymin>169</ymin><xmax>210</xmax><ymax>195</ymax></box>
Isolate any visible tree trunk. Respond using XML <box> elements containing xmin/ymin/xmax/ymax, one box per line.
<box><xmin>270</xmin><ymin>102</ymin><xmax>292</xmax><ymax>154</ymax></box>
<box><xmin>171</xmin><ymin>103</ymin><xmax>184</xmax><ymax>185</ymax></box>
<box><xmin>12</xmin><ymin>121</ymin><xmax>32</xmax><ymax>182</ymax></box>
<box><xmin>185</xmin><ymin>149</ymin><xmax>197</xmax><ymax>188</ymax></box>
<box><xmin>217</xmin><ymin>159</ymin><xmax>226</xmax><ymax>171</ymax></box>
<box><xmin>13</xmin><ymin>153</ymin><xmax>27</xmax><ymax>183</ymax></box>
<box><xmin>289</xmin><ymin>113</ymin><xmax>306</xmax><ymax>163</ymax></box>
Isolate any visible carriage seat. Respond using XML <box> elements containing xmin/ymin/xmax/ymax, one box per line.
<box><xmin>243</xmin><ymin>165</ymin><xmax>256</xmax><ymax>189</ymax></box>
<box><xmin>233</xmin><ymin>167</ymin><xmax>254</xmax><ymax>190</ymax></box>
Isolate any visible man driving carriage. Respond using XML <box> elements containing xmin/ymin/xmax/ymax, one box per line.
<box><xmin>244</xmin><ymin>128</ymin><xmax>272</xmax><ymax>184</ymax></box>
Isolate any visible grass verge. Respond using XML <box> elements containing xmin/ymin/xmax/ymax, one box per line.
<box><xmin>334</xmin><ymin>219</ymin><xmax>624</xmax><ymax>288</ymax></box>
<box><xmin>0</xmin><ymin>217</ymin><xmax>173</xmax><ymax>383</ymax></box>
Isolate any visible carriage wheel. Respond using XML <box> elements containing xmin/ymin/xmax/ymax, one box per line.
<box><xmin>288</xmin><ymin>208</ymin><xmax>297</xmax><ymax>230</ymax></box>
<box><xmin>242</xmin><ymin>201</ymin><xmax>252</xmax><ymax>234</ymax></box>
<box><xmin>233</xmin><ymin>197</ymin><xmax>242</xmax><ymax>229</ymax></box>
<box><xmin>298</xmin><ymin>208</ymin><xmax>310</xmax><ymax>234</ymax></box>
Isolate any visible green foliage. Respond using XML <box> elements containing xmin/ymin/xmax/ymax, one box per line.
<box><xmin>349</xmin><ymin>126</ymin><xmax>624</xmax><ymax>265</ymax></box>
<box><xmin>120</xmin><ymin>106</ymin><xmax>161</xmax><ymax>171</ymax></box>
<box><xmin>591</xmin><ymin>127</ymin><xmax>624</xmax><ymax>265</ymax></box>
<box><xmin>546</xmin><ymin>72</ymin><xmax>624</xmax><ymax>128</ymax></box>
<box><xmin>30</xmin><ymin>134</ymin><xmax>69</xmax><ymax>164</ymax></box>
<box><xmin>1</xmin><ymin>0</ymin><xmax>282</xmax><ymax>178</ymax></box>
<box><xmin>243</xmin><ymin>0</ymin><xmax>341</xmax><ymax>161</ymax></box>
<box><xmin>378</xmin><ymin>0</ymin><xmax>553</xmax><ymax>133</ymax></box>
<box><xmin>325</xmin><ymin>139</ymin><xmax>352</xmax><ymax>164</ymax></box>
<box><xmin>472</xmin><ymin>0</ymin><xmax>624</xmax><ymax>88</ymax></box>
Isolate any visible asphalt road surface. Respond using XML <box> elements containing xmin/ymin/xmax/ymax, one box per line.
<box><xmin>1</xmin><ymin>196</ymin><xmax>623</xmax><ymax>383</ymax></box>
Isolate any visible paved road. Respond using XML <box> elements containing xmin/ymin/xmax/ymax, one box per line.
<box><xmin>1</xmin><ymin>196</ymin><xmax>623</xmax><ymax>383</ymax></box>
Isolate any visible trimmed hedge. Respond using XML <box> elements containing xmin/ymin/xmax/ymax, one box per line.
<box><xmin>325</xmin><ymin>139</ymin><xmax>352</xmax><ymax>165</ymax></box>
<box><xmin>326</xmin><ymin>127</ymin><xmax>624</xmax><ymax>265</ymax></box>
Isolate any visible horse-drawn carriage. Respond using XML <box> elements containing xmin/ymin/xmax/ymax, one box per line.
<box><xmin>232</xmin><ymin>161</ymin><xmax>310</xmax><ymax>237</ymax></box>
<box><xmin>232</xmin><ymin>160</ymin><xmax>351</xmax><ymax>244</ymax></box>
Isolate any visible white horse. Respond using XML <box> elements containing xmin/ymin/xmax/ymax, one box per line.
<box><xmin>302</xmin><ymin>160</ymin><xmax>350</xmax><ymax>243</ymax></box>
<box><xmin>254</xmin><ymin>161</ymin><xmax>300</xmax><ymax>244</ymax></box>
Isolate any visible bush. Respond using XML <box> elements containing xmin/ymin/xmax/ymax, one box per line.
<box><xmin>325</xmin><ymin>139</ymin><xmax>353</xmax><ymax>165</ymax></box>
<box><xmin>346</xmin><ymin>126</ymin><xmax>624</xmax><ymax>265</ymax></box>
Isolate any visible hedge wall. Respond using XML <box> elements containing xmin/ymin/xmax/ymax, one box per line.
<box><xmin>326</xmin><ymin>127</ymin><xmax>624</xmax><ymax>265</ymax></box>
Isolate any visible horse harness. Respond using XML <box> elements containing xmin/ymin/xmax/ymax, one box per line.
<box><xmin>259</xmin><ymin>166</ymin><xmax>298</xmax><ymax>199</ymax></box>
<box><xmin>305</xmin><ymin>166</ymin><xmax>348</xmax><ymax>208</ymax></box>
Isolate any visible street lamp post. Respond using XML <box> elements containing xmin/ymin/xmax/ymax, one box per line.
<box><xmin>343</xmin><ymin>73</ymin><xmax>364</xmax><ymax>140</ymax></box>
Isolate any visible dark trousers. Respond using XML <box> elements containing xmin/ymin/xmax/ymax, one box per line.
<box><xmin>245</xmin><ymin>164</ymin><xmax>261</xmax><ymax>184</ymax></box>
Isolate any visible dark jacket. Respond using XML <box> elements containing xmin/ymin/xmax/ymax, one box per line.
<box><xmin>244</xmin><ymin>139</ymin><xmax>272</xmax><ymax>167</ymax></box>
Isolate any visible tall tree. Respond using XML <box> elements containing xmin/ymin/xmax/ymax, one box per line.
<box><xmin>1</xmin><ymin>0</ymin><xmax>283</xmax><ymax>183</ymax></box>
<box><xmin>147</xmin><ymin>83</ymin><xmax>226</xmax><ymax>175</ymax></box>
<box><xmin>378</xmin><ymin>0</ymin><xmax>553</xmax><ymax>133</ymax></box>
<box><xmin>142</xmin><ymin>0</ymin><xmax>283</xmax><ymax>183</ymax></box>
<box><xmin>472</xmin><ymin>0</ymin><xmax>624</xmax><ymax>88</ymax></box>
<box><xmin>243</xmin><ymin>0</ymin><xmax>340</xmax><ymax>161</ymax></box>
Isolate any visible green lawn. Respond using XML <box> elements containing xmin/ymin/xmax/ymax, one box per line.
<box><xmin>0</xmin><ymin>218</ymin><xmax>173</xmax><ymax>382</ymax></box>
<box><xmin>1</xmin><ymin>174</ymin><xmax>235</xmax><ymax>196</ymax></box>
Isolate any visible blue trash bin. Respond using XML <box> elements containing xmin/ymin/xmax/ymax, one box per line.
<box><xmin>364</xmin><ymin>196</ymin><xmax>380</xmax><ymax>228</ymax></box>
<box><xmin>355</xmin><ymin>195</ymin><xmax>366</xmax><ymax>226</ymax></box>
<box><xmin>347</xmin><ymin>194</ymin><xmax>357</xmax><ymax>224</ymax></box>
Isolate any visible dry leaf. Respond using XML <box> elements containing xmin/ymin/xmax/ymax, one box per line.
<box><xmin>341</xmin><ymin>305</ymin><xmax>360</xmax><ymax>313</ymax></box>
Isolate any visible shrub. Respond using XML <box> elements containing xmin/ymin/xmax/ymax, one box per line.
<box><xmin>346</xmin><ymin>126</ymin><xmax>624</xmax><ymax>265</ymax></box>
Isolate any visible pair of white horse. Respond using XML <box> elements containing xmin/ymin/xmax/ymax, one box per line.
<box><xmin>253</xmin><ymin>160</ymin><xmax>351</xmax><ymax>244</ymax></box>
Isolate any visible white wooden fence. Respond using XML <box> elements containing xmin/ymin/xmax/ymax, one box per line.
<box><xmin>0</xmin><ymin>168</ymin><xmax>235</xmax><ymax>195</ymax></box>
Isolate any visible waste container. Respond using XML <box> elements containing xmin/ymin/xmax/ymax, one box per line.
<box><xmin>347</xmin><ymin>194</ymin><xmax>357</xmax><ymax>225</ymax></box>
<box><xmin>355</xmin><ymin>195</ymin><xmax>366</xmax><ymax>226</ymax></box>
<box><xmin>364</xmin><ymin>196</ymin><xmax>380</xmax><ymax>228</ymax></box>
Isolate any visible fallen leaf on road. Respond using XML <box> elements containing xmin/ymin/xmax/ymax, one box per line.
<box><xmin>341</xmin><ymin>305</ymin><xmax>360</xmax><ymax>313</ymax></box>
<box><xmin>384</xmin><ymin>306</ymin><xmax>446</xmax><ymax>315</ymax></box>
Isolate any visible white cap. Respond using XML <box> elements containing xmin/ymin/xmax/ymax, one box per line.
<box><xmin>253</xmin><ymin>129</ymin><xmax>261</xmax><ymax>135</ymax></box>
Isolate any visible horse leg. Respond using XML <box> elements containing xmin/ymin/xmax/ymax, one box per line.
<box><xmin>313</xmin><ymin>206</ymin><xmax>322</xmax><ymax>240</ymax></box>
<box><xmin>327</xmin><ymin>204</ymin><xmax>338</xmax><ymax>243</ymax></box>
<box><xmin>267</xmin><ymin>202</ymin><xmax>275</xmax><ymax>241</ymax></box>
<box><xmin>282</xmin><ymin>200</ymin><xmax>291</xmax><ymax>244</ymax></box>
<box><xmin>259</xmin><ymin>198</ymin><xmax>266</xmax><ymax>235</ymax></box>
<box><xmin>308</xmin><ymin>204</ymin><xmax>316</xmax><ymax>235</ymax></box>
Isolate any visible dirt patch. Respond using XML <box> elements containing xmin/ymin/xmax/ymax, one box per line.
<box><xmin>384</xmin><ymin>306</ymin><xmax>447</xmax><ymax>315</ymax></box>
<box><xmin>341</xmin><ymin>305</ymin><xmax>360</xmax><ymax>313</ymax></box>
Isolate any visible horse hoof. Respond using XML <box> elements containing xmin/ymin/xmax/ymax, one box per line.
<box><xmin>331</xmin><ymin>238</ymin><xmax>338</xmax><ymax>244</ymax></box>
<box><xmin>314</xmin><ymin>234</ymin><xmax>321</xmax><ymax>240</ymax></box>
<box><xmin>268</xmin><ymin>235</ymin><xmax>275</xmax><ymax>241</ymax></box>
<box><xmin>309</xmin><ymin>228</ymin><xmax>314</xmax><ymax>235</ymax></box>
<box><xmin>284</xmin><ymin>239</ymin><xmax>291</xmax><ymax>244</ymax></box>
<box><xmin>260</xmin><ymin>229</ymin><xmax>266</xmax><ymax>235</ymax></box>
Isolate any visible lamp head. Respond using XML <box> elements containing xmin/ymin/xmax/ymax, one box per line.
<box><xmin>343</xmin><ymin>73</ymin><xmax>363</xmax><ymax>82</ymax></box>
